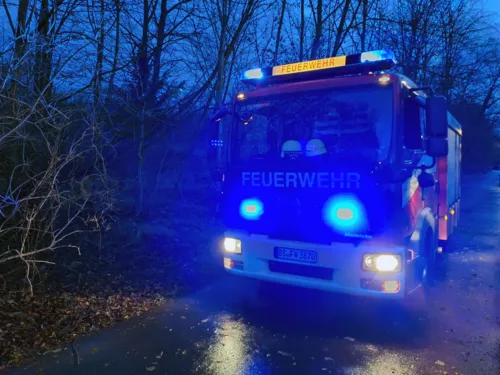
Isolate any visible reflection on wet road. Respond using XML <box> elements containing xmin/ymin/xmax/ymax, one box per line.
<box><xmin>8</xmin><ymin>173</ymin><xmax>500</xmax><ymax>375</ymax></box>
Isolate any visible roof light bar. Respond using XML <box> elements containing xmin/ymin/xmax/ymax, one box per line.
<box><xmin>243</xmin><ymin>68</ymin><xmax>263</xmax><ymax>80</ymax></box>
<box><xmin>241</xmin><ymin>49</ymin><xmax>396</xmax><ymax>86</ymax></box>
<box><xmin>360</xmin><ymin>50</ymin><xmax>395</xmax><ymax>63</ymax></box>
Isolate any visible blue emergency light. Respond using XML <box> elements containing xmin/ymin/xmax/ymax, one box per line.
<box><xmin>360</xmin><ymin>50</ymin><xmax>395</xmax><ymax>63</ymax></box>
<box><xmin>241</xmin><ymin>49</ymin><xmax>396</xmax><ymax>86</ymax></box>
<box><xmin>239</xmin><ymin>198</ymin><xmax>264</xmax><ymax>220</ymax></box>
<box><xmin>243</xmin><ymin>68</ymin><xmax>264</xmax><ymax>80</ymax></box>
<box><xmin>210</xmin><ymin>139</ymin><xmax>224</xmax><ymax>147</ymax></box>
<box><xmin>322</xmin><ymin>194</ymin><xmax>368</xmax><ymax>233</ymax></box>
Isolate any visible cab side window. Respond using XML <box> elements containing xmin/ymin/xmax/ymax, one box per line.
<box><xmin>403</xmin><ymin>96</ymin><xmax>424</xmax><ymax>150</ymax></box>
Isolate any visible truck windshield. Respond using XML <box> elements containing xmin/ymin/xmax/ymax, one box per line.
<box><xmin>232</xmin><ymin>84</ymin><xmax>393</xmax><ymax>163</ymax></box>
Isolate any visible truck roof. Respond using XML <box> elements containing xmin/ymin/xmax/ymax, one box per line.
<box><xmin>234</xmin><ymin>71</ymin><xmax>462</xmax><ymax>136</ymax></box>
<box><xmin>239</xmin><ymin>73</ymin><xmax>394</xmax><ymax>101</ymax></box>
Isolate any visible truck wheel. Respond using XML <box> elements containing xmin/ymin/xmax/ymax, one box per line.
<box><xmin>425</xmin><ymin>229</ymin><xmax>448</xmax><ymax>284</ymax></box>
<box><xmin>423</xmin><ymin>231</ymin><xmax>435</xmax><ymax>283</ymax></box>
<box><xmin>403</xmin><ymin>268</ymin><xmax>431</xmax><ymax>316</ymax></box>
<box><xmin>431</xmin><ymin>234</ymin><xmax>447</xmax><ymax>283</ymax></box>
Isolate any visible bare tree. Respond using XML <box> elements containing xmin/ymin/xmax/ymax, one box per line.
<box><xmin>1</xmin><ymin>82</ymin><xmax>114</xmax><ymax>296</ymax></box>
<box><xmin>92</xmin><ymin>0</ymin><xmax>107</xmax><ymax>106</ymax></box>
<box><xmin>435</xmin><ymin>0</ymin><xmax>488</xmax><ymax>100</ymax></box>
<box><xmin>272</xmin><ymin>0</ymin><xmax>287</xmax><ymax>65</ymax></box>
<box><xmin>117</xmin><ymin>0</ymin><xmax>195</xmax><ymax>215</ymax></box>
<box><xmin>330</xmin><ymin>0</ymin><xmax>359</xmax><ymax>57</ymax></box>
<box><xmin>2</xmin><ymin>0</ymin><xmax>31</xmax><ymax>94</ymax></box>
<box><xmin>309</xmin><ymin>0</ymin><xmax>362</xmax><ymax>59</ymax></box>
<box><xmin>309</xmin><ymin>0</ymin><xmax>323</xmax><ymax>59</ymax></box>
<box><xmin>0</xmin><ymin>0</ymin><xmax>121</xmax><ymax>291</ymax></box>
<box><xmin>181</xmin><ymin>0</ymin><xmax>266</xmax><ymax>111</ymax></box>
<box><xmin>106</xmin><ymin>0</ymin><xmax>123</xmax><ymax>104</ymax></box>
<box><xmin>299</xmin><ymin>0</ymin><xmax>305</xmax><ymax>60</ymax></box>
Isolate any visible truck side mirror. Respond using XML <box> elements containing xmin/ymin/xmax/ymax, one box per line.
<box><xmin>403</xmin><ymin>97</ymin><xmax>423</xmax><ymax>150</ymax></box>
<box><xmin>425</xmin><ymin>96</ymin><xmax>448</xmax><ymax>157</ymax></box>
<box><xmin>426</xmin><ymin>96</ymin><xmax>448</xmax><ymax>138</ymax></box>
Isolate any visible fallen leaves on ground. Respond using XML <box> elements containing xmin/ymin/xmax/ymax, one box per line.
<box><xmin>0</xmin><ymin>266</ymin><xmax>170</xmax><ymax>365</ymax></box>
<box><xmin>0</xmin><ymin>204</ymin><xmax>223</xmax><ymax>367</ymax></box>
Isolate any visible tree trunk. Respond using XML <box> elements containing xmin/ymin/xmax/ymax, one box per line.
<box><xmin>35</xmin><ymin>0</ymin><xmax>53</xmax><ymax>100</ymax></box>
<box><xmin>180</xmin><ymin>0</ymin><xmax>256</xmax><ymax>111</ymax></box>
<box><xmin>310</xmin><ymin>0</ymin><xmax>323</xmax><ymax>59</ymax></box>
<box><xmin>138</xmin><ymin>0</ymin><xmax>150</xmax><ymax>101</ymax></box>
<box><xmin>136</xmin><ymin>0</ymin><xmax>151</xmax><ymax>216</ymax></box>
<box><xmin>272</xmin><ymin>0</ymin><xmax>287</xmax><ymax>65</ymax></box>
<box><xmin>331</xmin><ymin>0</ymin><xmax>350</xmax><ymax>57</ymax></box>
<box><xmin>107</xmin><ymin>0</ymin><xmax>121</xmax><ymax>104</ymax></box>
<box><xmin>152</xmin><ymin>0</ymin><xmax>168</xmax><ymax>102</ymax></box>
<box><xmin>136</xmin><ymin>114</ymin><xmax>145</xmax><ymax>216</ymax></box>
<box><xmin>11</xmin><ymin>0</ymin><xmax>29</xmax><ymax>94</ymax></box>
<box><xmin>94</xmin><ymin>0</ymin><xmax>106</xmax><ymax>107</ymax></box>
<box><xmin>299</xmin><ymin>0</ymin><xmax>305</xmax><ymax>61</ymax></box>
<box><xmin>214</xmin><ymin>0</ymin><xmax>229</xmax><ymax>107</ymax></box>
<box><xmin>360</xmin><ymin>0</ymin><xmax>368</xmax><ymax>51</ymax></box>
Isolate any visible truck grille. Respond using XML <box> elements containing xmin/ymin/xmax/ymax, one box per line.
<box><xmin>268</xmin><ymin>260</ymin><xmax>333</xmax><ymax>280</ymax></box>
<box><xmin>267</xmin><ymin>196</ymin><xmax>334</xmax><ymax>244</ymax></box>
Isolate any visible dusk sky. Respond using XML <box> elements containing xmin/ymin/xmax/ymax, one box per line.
<box><xmin>486</xmin><ymin>0</ymin><xmax>500</xmax><ymax>15</ymax></box>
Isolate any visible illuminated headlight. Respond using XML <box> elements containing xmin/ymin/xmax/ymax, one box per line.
<box><xmin>223</xmin><ymin>237</ymin><xmax>242</xmax><ymax>254</ymax></box>
<box><xmin>363</xmin><ymin>254</ymin><xmax>401</xmax><ymax>272</ymax></box>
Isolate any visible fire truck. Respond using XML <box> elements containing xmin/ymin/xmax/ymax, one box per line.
<box><xmin>208</xmin><ymin>50</ymin><xmax>462</xmax><ymax>299</ymax></box>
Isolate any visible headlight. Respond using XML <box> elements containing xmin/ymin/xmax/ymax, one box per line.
<box><xmin>223</xmin><ymin>237</ymin><xmax>242</xmax><ymax>254</ymax></box>
<box><xmin>363</xmin><ymin>254</ymin><xmax>401</xmax><ymax>272</ymax></box>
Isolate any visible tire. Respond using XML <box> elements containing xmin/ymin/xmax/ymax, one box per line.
<box><xmin>431</xmin><ymin>233</ymin><xmax>448</xmax><ymax>284</ymax></box>
<box><xmin>422</xmin><ymin>230</ymin><xmax>436</xmax><ymax>285</ymax></box>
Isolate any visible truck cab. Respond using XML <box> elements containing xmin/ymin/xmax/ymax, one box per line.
<box><xmin>208</xmin><ymin>50</ymin><xmax>461</xmax><ymax>299</ymax></box>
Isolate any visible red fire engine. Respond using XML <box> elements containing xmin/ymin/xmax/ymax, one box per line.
<box><xmin>209</xmin><ymin>50</ymin><xmax>462</xmax><ymax>299</ymax></box>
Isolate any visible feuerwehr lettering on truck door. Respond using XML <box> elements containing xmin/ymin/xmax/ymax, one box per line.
<box><xmin>241</xmin><ymin>171</ymin><xmax>361</xmax><ymax>189</ymax></box>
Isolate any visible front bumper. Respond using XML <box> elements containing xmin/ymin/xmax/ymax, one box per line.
<box><xmin>221</xmin><ymin>231</ymin><xmax>409</xmax><ymax>299</ymax></box>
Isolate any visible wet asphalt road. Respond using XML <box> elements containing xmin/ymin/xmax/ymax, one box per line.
<box><xmin>8</xmin><ymin>173</ymin><xmax>500</xmax><ymax>375</ymax></box>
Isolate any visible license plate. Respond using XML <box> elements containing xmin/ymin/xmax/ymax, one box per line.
<box><xmin>274</xmin><ymin>247</ymin><xmax>318</xmax><ymax>263</ymax></box>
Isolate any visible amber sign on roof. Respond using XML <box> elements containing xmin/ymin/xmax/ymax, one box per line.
<box><xmin>272</xmin><ymin>56</ymin><xmax>347</xmax><ymax>76</ymax></box>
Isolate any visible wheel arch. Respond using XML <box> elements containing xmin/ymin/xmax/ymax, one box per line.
<box><xmin>408</xmin><ymin>207</ymin><xmax>437</xmax><ymax>257</ymax></box>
